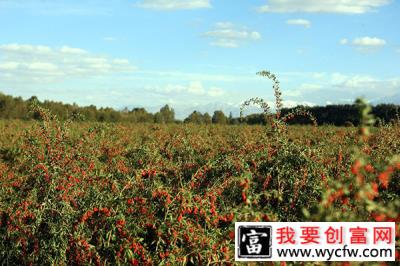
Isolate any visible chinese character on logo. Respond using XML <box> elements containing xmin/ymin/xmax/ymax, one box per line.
<box><xmin>349</xmin><ymin>226</ymin><xmax>368</xmax><ymax>244</ymax></box>
<box><xmin>242</xmin><ymin>230</ymin><xmax>267</xmax><ymax>254</ymax></box>
<box><xmin>300</xmin><ymin>226</ymin><xmax>320</xmax><ymax>244</ymax></box>
<box><xmin>276</xmin><ymin>226</ymin><xmax>296</xmax><ymax>244</ymax></box>
<box><xmin>373</xmin><ymin>227</ymin><xmax>392</xmax><ymax>244</ymax></box>
<box><xmin>237</xmin><ymin>225</ymin><xmax>272</xmax><ymax>259</ymax></box>
<box><xmin>324</xmin><ymin>226</ymin><xmax>343</xmax><ymax>244</ymax></box>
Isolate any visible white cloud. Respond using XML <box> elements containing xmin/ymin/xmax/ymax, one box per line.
<box><xmin>103</xmin><ymin>37</ymin><xmax>117</xmax><ymax>42</ymax></box>
<box><xmin>340</xmin><ymin>37</ymin><xmax>386</xmax><ymax>51</ymax></box>
<box><xmin>275</xmin><ymin>71</ymin><xmax>400</xmax><ymax>107</ymax></box>
<box><xmin>27</xmin><ymin>62</ymin><xmax>59</xmax><ymax>72</ymax></box>
<box><xmin>257</xmin><ymin>0</ymin><xmax>390</xmax><ymax>14</ymax></box>
<box><xmin>299</xmin><ymin>83</ymin><xmax>323</xmax><ymax>90</ymax></box>
<box><xmin>328</xmin><ymin>73</ymin><xmax>387</xmax><ymax>92</ymax></box>
<box><xmin>136</xmin><ymin>0</ymin><xmax>211</xmax><ymax>10</ymax></box>
<box><xmin>330</xmin><ymin>73</ymin><xmax>348</xmax><ymax>83</ymax></box>
<box><xmin>208</xmin><ymin>87</ymin><xmax>225</xmax><ymax>97</ymax></box>
<box><xmin>0</xmin><ymin>1</ymin><xmax>111</xmax><ymax>16</ymax></box>
<box><xmin>0</xmin><ymin>62</ymin><xmax>20</xmax><ymax>70</ymax></box>
<box><xmin>352</xmin><ymin>37</ymin><xmax>386</xmax><ymax>47</ymax></box>
<box><xmin>284</xmin><ymin>72</ymin><xmax>400</xmax><ymax>101</ymax></box>
<box><xmin>0</xmin><ymin>44</ymin><xmax>136</xmax><ymax>83</ymax></box>
<box><xmin>151</xmin><ymin>82</ymin><xmax>204</xmax><ymax>95</ymax></box>
<box><xmin>210</xmin><ymin>39</ymin><xmax>239</xmax><ymax>48</ymax></box>
<box><xmin>215</xmin><ymin>22</ymin><xmax>234</xmax><ymax>29</ymax></box>
<box><xmin>187</xmin><ymin>81</ymin><xmax>205</xmax><ymax>95</ymax></box>
<box><xmin>113</xmin><ymin>58</ymin><xmax>130</xmax><ymax>65</ymax></box>
<box><xmin>0</xmin><ymin>43</ymin><xmax>52</xmax><ymax>54</ymax></box>
<box><xmin>60</xmin><ymin>46</ymin><xmax>87</xmax><ymax>54</ymax></box>
<box><xmin>203</xmin><ymin>22</ymin><xmax>261</xmax><ymax>48</ymax></box>
<box><xmin>131</xmin><ymin>70</ymin><xmax>259</xmax><ymax>82</ymax></box>
<box><xmin>286</xmin><ymin>19</ymin><xmax>311</xmax><ymax>28</ymax></box>
<box><xmin>286</xmin><ymin>83</ymin><xmax>322</xmax><ymax>97</ymax></box>
<box><xmin>251</xmin><ymin>32</ymin><xmax>262</xmax><ymax>40</ymax></box>
<box><xmin>339</xmin><ymin>75</ymin><xmax>376</xmax><ymax>88</ymax></box>
<box><xmin>283</xmin><ymin>100</ymin><xmax>315</xmax><ymax>108</ymax></box>
<box><xmin>147</xmin><ymin>81</ymin><xmax>225</xmax><ymax>97</ymax></box>
<box><xmin>204</xmin><ymin>29</ymin><xmax>261</xmax><ymax>40</ymax></box>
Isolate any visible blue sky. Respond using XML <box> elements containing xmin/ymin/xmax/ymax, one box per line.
<box><xmin>1</xmin><ymin>0</ymin><xmax>400</xmax><ymax>118</ymax></box>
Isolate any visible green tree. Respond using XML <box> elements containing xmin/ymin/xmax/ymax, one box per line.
<box><xmin>228</xmin><ymin>112</ymin><xmax>234</xmax><ymax>124</ymax></box>
<box><xmin>212</xmin><ymin>110</ymin><xmax>228</xmax><ymax>124</ymax></box>
<box><xmin>184</xmin><ymin>111</ymin><xmax>204</xmax><ymax>124</ymax></box>
<box><xmin>155</xmin><ymin>105</ymin><xmax>175</xmax><ymax>123</ymax></box>
<box><xmin>154</xmin><ymin>112</ymin><xmax>164</xmax><ymax>123</ymax></box>
<box><xmin>130</xmin><ymin>108</ymin><xmax>154</xmax><ymax>123</ymax></box>
<box><xmin>203</xmin><ymin>112</ymin><xmax>212</xmax><ymax>124</ymax></box>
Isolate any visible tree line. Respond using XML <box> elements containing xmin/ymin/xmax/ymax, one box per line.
<box><xmin>0</xmin><ymin>93</ymin><xmax>399</xmax><ymax>125</ymax></box>
<box><xmin>280</xmin><ymin>104</ymin><xmax>400</xmax><ymax>126</ymax></box>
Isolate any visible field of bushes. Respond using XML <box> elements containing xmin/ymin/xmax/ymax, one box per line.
<box><xmin>0</xmin><ymin>105</ymin><xmax>399</xmax><ymax>264</ymax></box>
<box><xmin>0</xmin><ymin>73</ymin><xmax>399</xmax><ymax>265</ymax></box>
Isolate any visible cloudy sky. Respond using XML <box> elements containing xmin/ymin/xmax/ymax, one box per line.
<box><xmin>1</xmin><ymin>0</ymin><xmax>400</xmax><ymax>117</ymax></box>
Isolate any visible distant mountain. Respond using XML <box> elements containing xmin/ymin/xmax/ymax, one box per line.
<box><xmin>172</xmin><ymin>102</ymin><xmax>265</xmax><ymax>120</ymax></box>
<box><xmin>126</xmin><ymin>100</ymin><xmax>315</xmax><ymax>120</ymax></box>
<box><xmin>121</xmin><ymin>102</ymin><xmax>266</xmax><ymax>120</ymax></box>
<box><xmin>179</xmin><ymin>102</ymin><xmax>236</xmax><ymax>119</ymax></box>
<box><xmin>372</xmin><ymin>93</ymin><xmax>400</xmax><ymax>105</ymax></box>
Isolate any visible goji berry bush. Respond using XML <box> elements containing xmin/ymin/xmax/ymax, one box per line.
<box><xmin>0</xmin><ymin>72</ymin><xmax>399</xmax><ymax>265</ymax></box>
